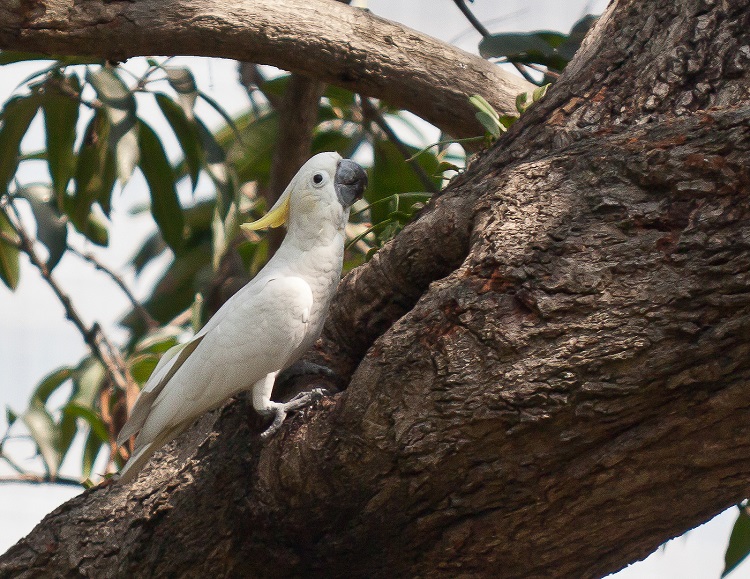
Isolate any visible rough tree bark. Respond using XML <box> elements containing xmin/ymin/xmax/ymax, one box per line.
<box><xmin>2</xmin><ymin>0</ymin><xmax>750</xmax><ymax>577</ymax></box>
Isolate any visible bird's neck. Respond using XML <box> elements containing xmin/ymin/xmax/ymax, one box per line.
<box><xmin>265</xmin><ymin>205</ymin><xmax>349</xmax><ymax>282</ymax></box>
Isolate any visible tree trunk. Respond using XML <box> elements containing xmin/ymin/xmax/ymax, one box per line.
<box><xmin>2</xmin><ymin>0</ymin><xmax>750</xmax><ymax>577</ymax></box>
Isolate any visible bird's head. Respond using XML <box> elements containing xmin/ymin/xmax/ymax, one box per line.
<box><xmin>241</xmin><ymin>152</ymin><xmax>367</xmax><ymax>233</ymax></box>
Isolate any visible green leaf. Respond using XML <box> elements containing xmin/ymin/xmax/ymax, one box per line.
<box><xmin>312</xmin><ymin>129</ymin><xmax>361</xmax><ymax>158</ymax></box>
<box><xmin>137</xmin><ymin>120</ymin><xmax>184</xmax><ymax>251</ymax></box>
<box><xmin>724</xmin><ymin>506</ymin><xmax>750</xmax><ymax>577</ymax></box>
<box><xmin>71</xmin><ymin>358</ymin><xmax>105</xmax><ymax>408</ymax></box>
<box><xmin>134</xmin><ymin>326</ymin><xmax>182</xmax><ymax>354</ymax></box>
<box><xmin>5</xmin><ymin>407</ymin><xmax>18</xmax><ymax>428</ymax></box>
<box><xmin>258</xmin><ymin>74</ymin><xmax>289</xmax><ymax>102</ymax></box>
<box><xmin>369</xmin><ymin>140</ymin><xmax>439</xmax><ymax>228</ymax></box>
<box><xmin>129</xmin><ymin>353</ymin><xmax>160</xmax><ymax>383</ymax></box>
<box><xmin>43</xmin><ymin>75</ymin><xmax>81</xmax><ymax>205</ymax></box>
<box><xmin>86</xmin><ymin>67</ymin><xmax>139</xmax><ymax>184</ymax></box>
<box><xmin>498</xmin><ymin>114</ymin><xmax>519</xmax><ymax>130</ymax></box>
<box><xmin>533</xmin><ymin>84</ymin><xmax>550</xmax><ymax>103</ymax></box>
<box><xmin>81</xmin><ymin>427</ymin><xmax>105</xmax><ymax>480</ymax></box>
<box><xmin>217</xmin><ymin>111</ymin><xmax>278</xmax><ymax>187</ymax></box>
<box><xmin>0</xmin><ymin>52</ymin><xmax>102</xmax><ymax>66</ymax></box>
<box><xmin>323</xmin><ymin>84</ymin><xmax>356</xmax><ymax>110</ymax></box>
<box><xmin>198</xmin><ymin>90</ymin><xmax>242</xmax><ymax>143</ymax></box>
<box><xmin>17</xmin><ymin>184</ymin><xmax>68</xmax><ymax>271</ymax></box>
<box><xmin>197</xmin><ymin>118</ymin><xmax>239</xmax><ymax>216</ymax></box>
<box><xmin>0</xmin><ymin>93</ymin><xmax>42</xmax><ymax>194</ymax></box>
<box><xmin>475</xmin><ymin>110</ymin><xmax>502</xmax><ymax>137</ymax></box>
<box><xmin>22</xmin><ymin>399</ymin><xmax>62</xmax><ymax>478</ymax></box>
<box><xmin>71</xmin><ymin>110</ymin><xmax>117</xmax><ymax>222</ymax></box>
<box><xmin>436</xmin><ymin>161</ymin><xmax>462</xmax><ymax>174</ymax></box>
<box><xmin>140</xmin><ymin>243</ymin><xmax>212</xmax><ymax>325</ymax></box>
<box><xmin>468</xmin><ymin>94</ymin><xmax>499</xmax><ymax>120</ymax></box>
<box><xmin>164</xmin><ymin>67</ymin><xmax>198</xmax><ymax>119</ymax></box>
<box><xmin>479</xmin><ymin>31</ymin><xmax>569</xmax><ymax>71</ymax></box>
<box><xmin>30</xmin><ymin>367</ymin><xmax>73</xmax><ymax>406</ymax></box>
<box><xmin>515</xmin><ymin>92</ymin><xmax>529</xmax><ymax>114</ymax></box>
<box><xmin>0</xmin><ymin>51</ymin><xmax>53</xmax><ymax>65</ymax></box>
<box><xmin>62</xmin><ymin>403</ymin><xmax>109</xmax><ymax>444</ymax></box>
<box><xmin>131</xmin><ymin>231</ymin><xmax>168</xmax><ymax>275</ymax></box>
<box><xmin>81</xmin><ymin>212</ymin><xmax>109</xmax><ymax>246</ymax></box>
<box><xmin>0</xmin><ymin>209</ymin><xmax>20</xmax><ymax>290</ymax></box>
<box><xmin>155</xmin><ymin>93</ymin><xmax>202</xmax><ymax>191</ymax></box>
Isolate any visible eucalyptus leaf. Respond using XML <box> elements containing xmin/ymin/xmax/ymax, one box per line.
<box><xmin>72</xmin><ymin>111</ymin><xmax>117</xmax><ymax>222</ymax></box>
<box><xmin>369</xmin><ymin>140</ymin><xmax>438</xmax><ymax>230</ymax></box>
<box><xmin>197</xmin><ymin>118</ymin><xmax>239</xmax><ymax>217</ymax></box>
<box><xmin>468</xmin><ymin>94</ymin><xmax>499</xmax><ymax>120</ymax></box>
<box><xmin>0</xmin><ymin>93</ymin><xmax>42</xmax><ymax>194</ymax></box>
<box><xmin>0</xmin><ymin>209</ymin><xmax>20</xmax><ymax>290</ymax></box>
<box><xmin>198</xmin><ymin>90</ymin><xmax>242</xmax><ymax>143</ymax></box>
<box><xmin>475</xmin><ymin>110</ymin><xmax>502</xmax><ymax>137</ymax></box>
<box><xmin>164</xmin><ymin>67</ymin><xmax>198</xmax><ymax>119</ymax></box>
<box><xmin>129</xmin><ymin>353</ymin><xmax>160</xmax><ymax>383</ymax></box>
<box><xmin>5</xmin><ymin>407</ymin><xmax>18</xmax><ymax>428</ymax></box>
<box><xmin>30</xmin><ymin>366</ymin><xmax>73</xmax><ymax>406</ymax></box>
<box><xmin>723</xmin><ymin>506</ymin><xmax>750</xmax><ymax>577</ymax></box>
<box><xmin>43</xmin><ymin>75</ymin><xmax>81</xmax><ymax>204</ymax></box>
<box><xmin>62</xmin><ymin>403</ymin><xmax>109</xmax><ymax>444</ymax></box>
<box><xmin>138</xmin><ymin>120</ymin><xmax>184</xmax><ymax>251</ymax></box>
<box><xmin>131</xmin><ymin>231</ymin><xmax>168</xmax><ymax>275</ymax></box>
<box><xmin>71</xmin><ymin>358</ymin><xmax>106</xmax><ymax>408</ymax></box>
<box><xmin>86</xmin><ymin>68</ymin><xmax>139</xmax><ymax>183</ymax></box>
<box><xmin>81</xmin><ymin>427</ymin><xmax>105</xmax><ymax>480</ymax></box>
<box><xmin>22</xmin><ymin>399</ymin><xmax>61</xmax><ymax>478</ymax></box>
<box><xmin>155</xmin><ymin>93</ymin><xmax>202</xmax><ymax>191</ymax></box>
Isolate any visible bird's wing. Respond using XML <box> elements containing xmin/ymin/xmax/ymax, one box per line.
<box><xmin>118</xmin><ymin>275</ymin><xmax>313</xmax><ymax>450</ymax></box>
<box><xmin>116</xmin><ymin>335</ymin><xmax>205</xmax><ymax>446</ymax></box>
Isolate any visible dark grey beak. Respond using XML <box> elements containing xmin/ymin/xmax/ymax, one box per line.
<box><xmin>334</xmin><ymin>159</ymin><xmax>367</xmax><ymax>208</ymax></box>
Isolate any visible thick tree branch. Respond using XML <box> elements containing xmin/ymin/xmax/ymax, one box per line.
<box><xmin>0</xmin><ymin>0</ymin><xmax>532</xmax><ymax>139</ymax></box>
<box><xmin>3</xmin><ymin>1</ymin><xmax>750</xmax><ymax>577</ymax></box>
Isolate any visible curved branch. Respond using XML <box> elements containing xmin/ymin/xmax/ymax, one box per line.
<box><xmin>0</xmin><ymin>0</ymin><xmax>532</xmax><ymax>138</ymax></box>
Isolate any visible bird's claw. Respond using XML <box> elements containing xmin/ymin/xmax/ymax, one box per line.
<box><xmin>259</xmin><ymin>388</ymin><xmax>328</xmax><ymax>438</ymax></box>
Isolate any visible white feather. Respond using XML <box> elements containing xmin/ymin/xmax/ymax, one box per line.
<box><xmin>117</xmin><ymin>152</ymin><xmax>355</xmax><ymax>481</ymax></box>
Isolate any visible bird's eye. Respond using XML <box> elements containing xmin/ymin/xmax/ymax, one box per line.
<box><xmin>312</xmin><ymin>172</ymin><xmax>327</xmax><ymax>187</ymax></box>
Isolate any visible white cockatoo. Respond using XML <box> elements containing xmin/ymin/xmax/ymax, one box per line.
<box><xmin>116</xmin><ymin>152</ymin><xmax>367</xmax><ymax>483</ymax></box>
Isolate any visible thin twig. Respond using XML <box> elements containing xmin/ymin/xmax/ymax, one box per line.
<box><xmin>69</xmin><ymin>246</ymin><xmax>158</xmax><ymax>331</ymax></box>
<box><xmin>452</xmin><ymin>0</ymin><xmax>490</xmax><ymax>37</ymax></box>
<box><xmin>360</xmin><ymin>98</ymin><xmax>438</xmax><ymax>194</ymax></box>
<box><xmin>0</xmin><ymin>474</ymin><xmax>82</xmax><ymax>487</ymax></box>
<box><xmin>0</xmin><ymin>200</ymin><xmax>135</xmax><ymax>397</ymax></box>
<box><xmin>452</xmin><ymin>0</ymin><xmax>538</xmax><ymax>85</ymax></box>
<box><xmin>522</xmin><ymin>62</ymin><xmax>561</xmax><ymax>79</ymax></box>
<box><xmin>0</xmin><ymin>230</ymin><xmax>21</xmax><ymax>248</ymax></box>
<box><xmin>0</xmin><ymin>451</ymin><xmax>27</xmax><ymax>476</ymax></box>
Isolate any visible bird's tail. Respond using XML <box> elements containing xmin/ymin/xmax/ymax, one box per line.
<box><xmin>118</xmin><ymin>441</ymin><xmax>159</xmax><ymax>484</ymax></box>
<box><xmin>117</xmin><ymin>423</ymin><xmax>186</xmax><ymax>484</ymax></box>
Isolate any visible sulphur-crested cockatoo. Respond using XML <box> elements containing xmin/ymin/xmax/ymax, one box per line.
<box><xmin>117</xmin><ymin>152</ymin><xmax>367</xmax><ymax>483</ymax></box>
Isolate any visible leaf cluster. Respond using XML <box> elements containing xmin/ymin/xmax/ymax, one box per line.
<box><xmin>0</xmin><ymin>53</ymin><xmax>461</xmax><ymax>483</ymax></box>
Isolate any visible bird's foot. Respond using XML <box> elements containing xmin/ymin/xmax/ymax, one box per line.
<box><xmin>259</xmin><ymin>388</ymin><xmax>328</xmax><ymax>439</ymax></box>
